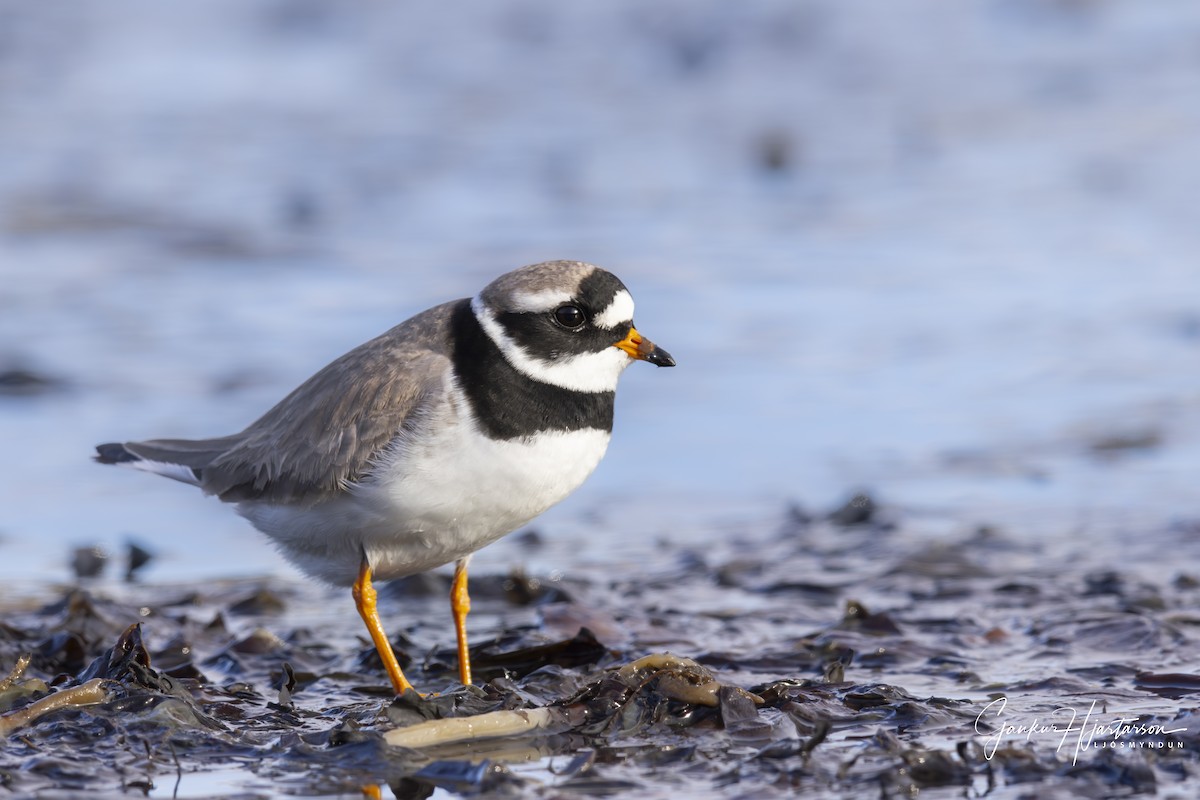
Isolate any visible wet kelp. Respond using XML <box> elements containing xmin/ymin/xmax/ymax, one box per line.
<box><xmin>2</xmin><ymin>500</ymin><xmax>1198</xmax><ymax>797</ymax></box>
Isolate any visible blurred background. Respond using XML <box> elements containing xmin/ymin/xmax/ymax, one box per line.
<box><xmin>1</xmin><ymin>0</ymin><xmax>1198</xmax><ymax>585</ymax></box>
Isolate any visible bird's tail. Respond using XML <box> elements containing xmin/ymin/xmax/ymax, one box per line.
<box><xmin>94</xmin><ymin>436</ymin><xmax>241</xmax><ymax>487</ymax></box>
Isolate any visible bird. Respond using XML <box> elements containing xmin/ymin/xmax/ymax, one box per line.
<box><xmin>95</xmin><ymin>260</ymin><xmax>674</xmax><ymax>694</ymax></box>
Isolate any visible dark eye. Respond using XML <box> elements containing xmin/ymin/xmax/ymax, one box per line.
<box><xmin>553</xmin><ymin>304</ymin><xmax>586</xmax><ymax>329</ymax></box>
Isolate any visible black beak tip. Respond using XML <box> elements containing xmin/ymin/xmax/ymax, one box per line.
<box><xmin>649</xmin><ymin>347</ymin><xmax>676</xmax><ymax>368</ymax></box>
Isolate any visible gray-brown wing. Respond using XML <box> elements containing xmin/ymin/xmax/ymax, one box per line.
<box><xmin>198</xmin><ymin>302</ymin><xmax>460</xmax><ymax>506</ymax></box>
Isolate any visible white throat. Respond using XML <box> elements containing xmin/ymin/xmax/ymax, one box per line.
<box><xmin>471</xmin><ymin>295</ymin><xmax>631</xmax><ymax>393</ymax></box>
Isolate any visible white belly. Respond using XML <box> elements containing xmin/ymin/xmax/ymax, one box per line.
<box><xmin>238</xmin><ymin>400</ymin><xmax>610</xmax><ymax>586</ymax></box>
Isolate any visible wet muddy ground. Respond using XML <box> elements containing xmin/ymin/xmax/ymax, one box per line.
<box><xmin>3</xmin><ymin>496</ymin><xmax>1197</xmax><ymax>798</ymax></box>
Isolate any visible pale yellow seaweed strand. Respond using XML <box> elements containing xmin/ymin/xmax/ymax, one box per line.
<box><xmin>384</xmin><ymin>706</ymin><xmax>562</xmax><ymax>749</ymax></box>
<box><xmin>0</xmin><ymin>654</ymin><xmax>32</xmax><ymax>693</ymax></box>
<box><xmin>0</xmin><ymin>679</ymin><xmax>109</xmax><ymax>736</ymax></box>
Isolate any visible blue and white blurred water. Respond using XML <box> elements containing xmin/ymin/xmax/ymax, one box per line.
<box><xmin>1</xmin><ymin>0</ymin><xmax>1198</xmax><ymax>584</ymax></box>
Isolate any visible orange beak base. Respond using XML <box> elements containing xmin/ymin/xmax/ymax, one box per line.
<box><xmin>613</xmin><ymin>326</ymin><xmax>675</xmax><ymax>367</ymax></box>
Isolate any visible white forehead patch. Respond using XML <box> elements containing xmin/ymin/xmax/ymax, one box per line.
<box><xmin>593</xmin><ymin>289</ymin><xmax>635</xmax><ymax>330</ymax></box>
<box><xmin>508</xmin><ymin>288</ymin><xmax>575</xmax><ymax>314</ymax></box>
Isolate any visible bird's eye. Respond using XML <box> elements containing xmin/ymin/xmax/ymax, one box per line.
<box><xmin>553</xmin><ymin>304</ymin><xmax>586</xmax><ymax>329</ymax></box>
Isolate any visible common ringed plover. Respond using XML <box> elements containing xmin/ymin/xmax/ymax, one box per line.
<box><xmin>96</xmin><ymin>260</ymin><xmax>674</xmax><ymax>693</ymax></box>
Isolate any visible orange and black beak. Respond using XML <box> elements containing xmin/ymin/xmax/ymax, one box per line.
<box><xmin>613</xmin><ymin>326</ymin><xmax>675</xmax><ymax>367</ymax></box>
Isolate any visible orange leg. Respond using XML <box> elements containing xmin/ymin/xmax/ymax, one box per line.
<box><xmin>352</xmin><ymin>555</ymin><xmax>414</xmax><ymax>695</ymax></box>
<box><xmin>451</xmin><ymin>556</ymin><xmax>472</xmax><ymax>686</ymax></box>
